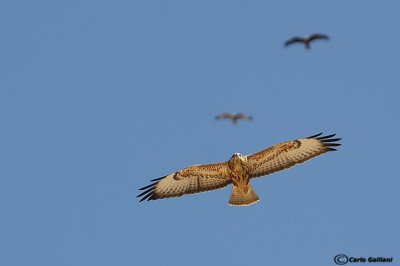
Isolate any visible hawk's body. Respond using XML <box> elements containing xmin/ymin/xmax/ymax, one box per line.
<box><xmin>138</xmin><ymin>133</ymin><xmax>341</xmax><ymax>206</ymax></box>
<box><xmin>227</xmin><ymin>153</ymin><xmax>259</xmax><ymax>205</ymax></box>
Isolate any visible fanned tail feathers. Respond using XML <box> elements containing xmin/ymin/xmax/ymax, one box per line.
<box><xmin>229</xmin><ymin>184</ymin><xmax>260</xmax><ymax>206</ymax></box>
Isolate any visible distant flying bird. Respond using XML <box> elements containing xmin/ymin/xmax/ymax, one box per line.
<box><xmin>284</xmin><ymin>33</ymin><xmax>329</xmax><ymax>49</ymax></box>
<box><xmin>215</xmin><ymin>113</ymin><xmax>253</xmax><ymax>125</ymax></box>
<box><xmin>138</xmin><ymin>133</ymin><xmax>341</xmax><ymax>206</ymax></box>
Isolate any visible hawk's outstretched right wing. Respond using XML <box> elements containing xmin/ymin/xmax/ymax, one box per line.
<box><xmin>138</xmin><ymin>162</ymin><xmax>231</xmax><ymax>201</ymax></box>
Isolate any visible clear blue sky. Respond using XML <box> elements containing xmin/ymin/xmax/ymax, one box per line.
<box><xmin>1</xmin><ymin>1</ymin><xmax>399</xmax><ymax>265</ymax></box>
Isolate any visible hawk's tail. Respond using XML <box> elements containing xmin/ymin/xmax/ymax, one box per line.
<box><xmin>229</xmin><ymin>184</ymin><xmax>260</xmax><ymax>206</ymax></box>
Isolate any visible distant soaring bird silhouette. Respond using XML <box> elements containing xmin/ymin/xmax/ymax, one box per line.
<box><xmin>215</xmin><ymin>113</ymin><xmax>253</xmax><ymax>125</ymax></box>
<box><xmin>284</xmin><ymin>33</ymin><xmax>329</xmax><ymax>49</ymax></box>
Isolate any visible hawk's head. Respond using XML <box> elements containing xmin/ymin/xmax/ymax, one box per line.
<box><xmin>228</xmin><ymin>153</ymin><xmax>248</xmax><ymax>172</ymax></box>
<box><xmin>231</xmin><ymin>153</ymin><xmax>246</xmax><ymax>160</ymax></box>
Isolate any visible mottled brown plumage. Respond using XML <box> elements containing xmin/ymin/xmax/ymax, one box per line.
<box><xmin>138</xmin><ymin>133</ymin><xmax>341</xmax><ymax>206</ymax></box>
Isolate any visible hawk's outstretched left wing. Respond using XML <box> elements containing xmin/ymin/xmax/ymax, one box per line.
<box><xmin>246</xmin><ymin>133</ymin><xmax>341</xmax><ymax>179</ymax></box>
<box><xmin>137</xmin><ymin>162</ymin><xmax>231</xmax><ymax>201</ymax></box>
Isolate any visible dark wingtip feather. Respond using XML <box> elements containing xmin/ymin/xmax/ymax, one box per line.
<box><xmin>138</xmin><ymin>183</ymin><xmax>156</xmax><ymax>191</ymax></box>
<box><xmin>317</xmin><ymin>134</ymin><xmax>336</xmax><ymax>140</ymax></box>
<box><xmin>307</xmin><ymin>132</ymin><xmax>323</xmax><ymax>139</ymax></box>
<box><xmin>326</xmin><ymin>143</ymin><xmax>341</xmax><ymax>147</ymax></box>
<box><xmin>322</xmin><ymin>138</ymin><xmax>341</xmax><ymax>142</ymax></box>
<box><xmin>326</xmin><ymin>148</ymin><xmax>337</xmax><ymax>152</ymax></box>
<box><xmin>150</xmin><ymin>176</ymin><xmax>166</xmax><ymax>182</ymax></box>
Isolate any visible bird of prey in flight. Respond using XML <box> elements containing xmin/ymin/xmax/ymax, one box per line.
<box><xmin>138</xmin><ymin>133</ymin><xmax>341</xmax><ymax>206</ymax></box>
<box><xmin>284</xmin><ymin>33</ymin><xmax>329</xmax><ymax>49</ymax></box>
<box><xmin>215</xmin><ymin>112</ymin><xmax>253</xmax><ymax>125</ymax></box>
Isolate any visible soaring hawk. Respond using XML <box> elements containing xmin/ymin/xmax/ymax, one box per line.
<box><xmin>215</xmin><ymin>113</ymin><xmax>253</xmax><ymax>125</ymax></box>
<box><xmin>138</xmin><ymin>133</ymin><xmax>341</xmax><ymax>206</ymax></box>
<box><xmin>284</xmin><ymin>33</ymin><xmax>329</xmax><ymax>49</ymax></box>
